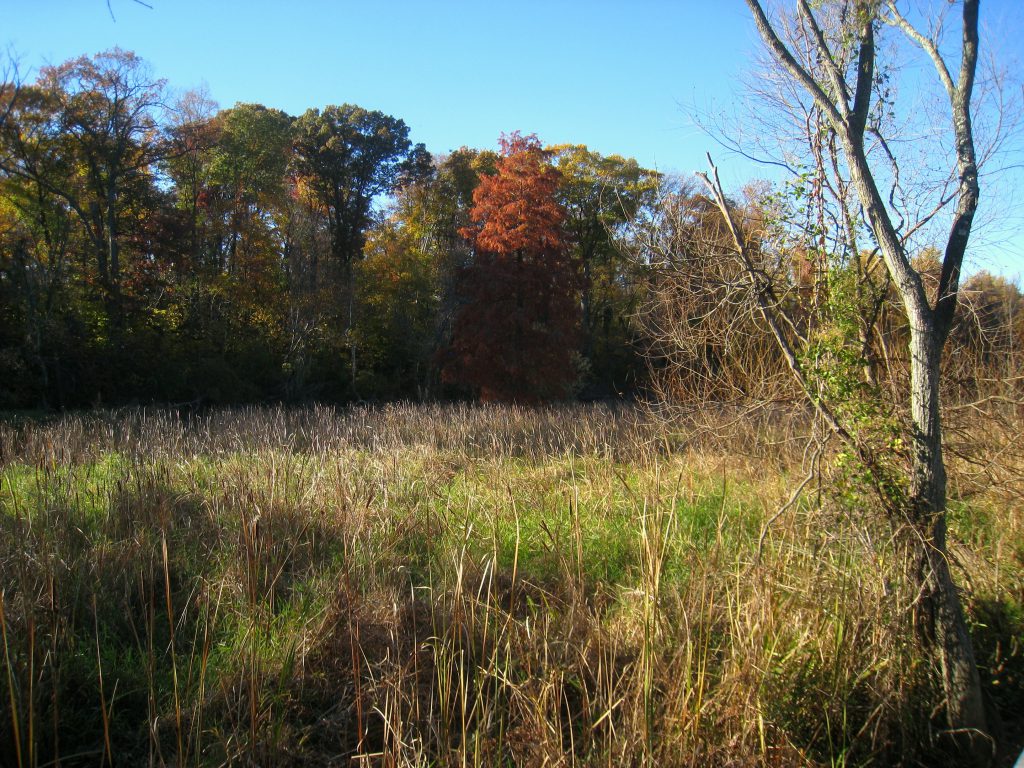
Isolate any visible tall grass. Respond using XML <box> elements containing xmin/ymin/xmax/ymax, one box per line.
<box><xmin>0</xmin><ymin>403</ymin><xmax>1020</xmax><ymax>766</ymax></box>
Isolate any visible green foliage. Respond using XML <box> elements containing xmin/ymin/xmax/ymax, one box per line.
<box><xmin>292</xmin><ymin>104</ymin><xmax>415</xmax><ymax>264</ymax></box>
<box><xmin>0</xmin><ymin>52</ymin><xmax>438</xmax><ymax>406</ymax></box>
<box><xmin>551</xmin><ymin>145</ymin><xmax>661</xmax><ymax>395</ymax></box>
<box><xmin>355</xmin><ymin>221</ymin><xmax>439</xmax><ymax>397</ymax></box>
<box><xmin>801</xmin><ymin>261</ymin><xmax>908</xmax><ymax>508</ymax></box>
<box><xmin>210</xmin><ymin>103</ymin><xmax>293</xmax><ymax>202</ymax></box>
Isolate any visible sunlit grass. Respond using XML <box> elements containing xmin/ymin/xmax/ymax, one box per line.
<box><xmin>0</xmin><ymin>404</ymin><xmax>1020</xmax><ymax>766</ymax></box>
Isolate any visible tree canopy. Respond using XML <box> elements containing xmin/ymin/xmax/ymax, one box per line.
<box><xmin>443</xmin><ymin>133</ymin><xmax>581</xmax><ymax>403</ymax></box>
<box><xmin>0</xmin><ymin>45</ymin><xmax>1018</xmax><ymax>414</ymax></box>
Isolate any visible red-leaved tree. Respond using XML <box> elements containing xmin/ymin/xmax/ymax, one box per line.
<box><xmin>444</xmin><ymin>133</ymin><xmax>580</xmax><ymax>402</ymax></box>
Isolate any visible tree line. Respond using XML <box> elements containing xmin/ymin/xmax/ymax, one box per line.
<box><xmin>0</xmin><ymin>48</ymin><xmax>1020</xmax><ymax>410</ymax></box>
<box><xmin>0</xmin><ymin>49</ymin><xmax>666</xmax><ymax>407</ymax></box>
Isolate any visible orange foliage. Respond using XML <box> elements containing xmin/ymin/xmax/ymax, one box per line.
<box><xmin>443</xmin><ymin>133</ymin><xmax>580</xmax><ymax>402</ymax></box>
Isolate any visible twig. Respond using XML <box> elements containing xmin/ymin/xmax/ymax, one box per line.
<box><xmin>755</xmin><ymin>434</ymin><xmax>827</xmax><ymax>563</ymax></box>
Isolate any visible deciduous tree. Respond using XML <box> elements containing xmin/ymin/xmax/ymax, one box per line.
<box><xmin>291</xmin><ymin>104</ymin><xmax>420</xmax><ymax>393</ymax></box>
<box><xmin>551</xmin><ymin>144</ymin><xmax>660</xmax><ymax>394</ymax></box>
<box><xmin>699</xmin><ymin>1</ymin><xmax>996</xmax><ymax>761</ymax></box>
<box><xmin>444</xmin><ymin>133</ymin><xmax>580</xmax><ymax>403</ymax></box>
<box><xmin>37</xmin><ymin>48</ymin><xmax>168</xmax><ymax>323</ymax></box>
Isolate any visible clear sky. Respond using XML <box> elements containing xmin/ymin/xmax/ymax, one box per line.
<box><xmin>4</xmin><ymin>0</ymin><xmax>1023</xmax><ymax>275</ymax></box>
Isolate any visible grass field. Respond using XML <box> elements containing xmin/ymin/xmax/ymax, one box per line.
<box><xmin>0</xmin><ymin>404</ymin><xmax>1021</xmax><ymax>766</ymax></box>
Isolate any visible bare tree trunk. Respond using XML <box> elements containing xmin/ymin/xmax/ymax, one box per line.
<box><xmin>106</xmin><ymin>183</ymin><xmax>122</xmax><ymax>325</ymax></box>
<box><xmin>844</xmin><ymin>127</ymin><xmax>990</xmax><ymax>749</ymax></box>
<box><xmin>907</xmin><ymin>321</ymin><xmax>991</xmax><ymax>760</ymax></box>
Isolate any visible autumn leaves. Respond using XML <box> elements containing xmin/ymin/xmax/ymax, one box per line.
<box><xmin>444</xmin><ymin>133</ymin><xmax>582</xmax><ymax>403</ymax></box>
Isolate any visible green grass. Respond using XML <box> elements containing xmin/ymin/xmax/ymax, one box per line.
<box><xmin>0</xmin><ymin>404</ymin><xmax>1021</xmax><ymax>767</ymax></box>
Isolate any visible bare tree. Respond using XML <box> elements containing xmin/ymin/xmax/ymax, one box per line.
<box><xmin>690</xmin><ymin>1</ymin><xmax>1000</xmax><ymax>762</ymax></box>
<box><xmin>635</xmin><ymin>182</ymin><xmax>797</xmax><ymax>408</ymax></box>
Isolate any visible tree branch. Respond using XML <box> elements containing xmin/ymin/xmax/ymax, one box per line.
<box><xmin>699</xmin><ymin>155</ymin><xmax>854</xmax><ymax>446</ymax></box>
<box><xmin>796</xmin><ymin>0</ymin><xmax>852</xmax><ymax>113</ymax></box>
<box><xmin>744</xmin><ymin>0</ymin><xmax>846</xmax><ymax>130</ymax></box>
<box><xmin>882</xmin><ymin>2</ymin><xmax>956</xmax><ymax>101</ymax></box>
<box><xmin>936</xmin><ymin>0</ymin><xmax>980</xmax><ymax>336</ymax></box>
<box><xmin>848</xmin><ymin>8</ymin><xmax>875</xmax><ymax>140</ymax></box>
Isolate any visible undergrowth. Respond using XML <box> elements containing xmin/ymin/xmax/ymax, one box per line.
<box><xmin>0</xmin><ymin>403</ymin><xmax>1020</xmax><ymax>766</ymax></box>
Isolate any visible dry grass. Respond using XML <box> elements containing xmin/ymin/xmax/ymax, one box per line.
<box><xmin>0</xmin><ymin>403</ymin><xmax>1020</xmax><ymax>767</ymax></box>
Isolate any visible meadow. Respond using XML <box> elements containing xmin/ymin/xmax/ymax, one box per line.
<box><xmin>0</xmin><ymin>404</ymin><xmax>1020</xmax><ymax>766</ymax></box>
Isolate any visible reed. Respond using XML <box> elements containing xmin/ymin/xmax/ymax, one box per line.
<box><xmin>0</xmin><ymin>403</ymin><xmax>1020</xmax><ymax>766</ymax></box>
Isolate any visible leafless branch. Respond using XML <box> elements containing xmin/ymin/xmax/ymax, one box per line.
<box><xmin>106</xmin><ymin>0</ymin><xmax>154</xmax><ymax>22</ymax></box>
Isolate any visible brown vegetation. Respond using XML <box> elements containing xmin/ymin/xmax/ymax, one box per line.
<box><xmin>1</xmin><ymin>403</ymin><xmax>1021</xmax><ymax>766</ymax></box>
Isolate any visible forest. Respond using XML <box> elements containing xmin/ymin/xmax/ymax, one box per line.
<box><xmin>0</xmin><ymin>48</ymin><xmax>1021</xmax><ymax>411</ymax></box>
<box><xmin>1</xmin><ymin>1</ymin><xmax>1023</xmax><ymax>766</ymax></box>
<box><xmin>0</xmin><ymin>49</ymin><xmax>662</xmax><ymax>408</ymax></box>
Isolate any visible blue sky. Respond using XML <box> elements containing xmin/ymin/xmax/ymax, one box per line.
<box><xmin>4</xmin><ymin>0</ymin><xmax>1023</xmax><ymax>275</ymax></box>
